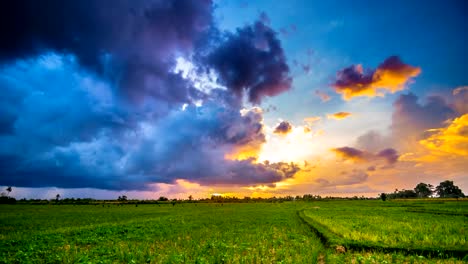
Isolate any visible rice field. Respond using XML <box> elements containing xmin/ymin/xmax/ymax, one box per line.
<box><xmin>0</xmin><ymin>200</ymin><xmax>466</xmax><ymax>263</ymax></box>
<box><xmin>302</xmin><ymin>200</ymin><xmax>467</xmax><ymax>251</ymax></box>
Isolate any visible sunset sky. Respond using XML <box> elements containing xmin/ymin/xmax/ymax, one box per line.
<box><xmin>1</xmin><ymin>0</ymin><xmax>467</xmax><ymax>199</ymax></box>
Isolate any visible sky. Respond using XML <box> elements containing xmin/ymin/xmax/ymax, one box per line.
<box><xmin>0</xmin><ymin>0</ymin><xmax>467</xmax><ymax>199</ymax></box>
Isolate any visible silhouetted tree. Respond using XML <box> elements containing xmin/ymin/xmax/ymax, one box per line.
<box><xmin>414</xmin><ymin>183</ymin><xmax>433</xmax><ymax>198</ymax></box>
<box><xmin>188</xmin><ymin>195</ymin><xmax>193</xmax><ymax>201</ymax></box>
<box><xmin>435</xmin><ymin>180</ymin><xmax>465</xmax><ymax>198</ymax></box>
<box><xmin>380</xmin><ymin>193</ymin><xmax>387</xmax><ymax>201</ymax></box>
<box><xmin>158</xmin><ymin>196</ymin><xmax>168</xmax><ymax>201</ymax></box>
<box><xmin>55</xmin><ymin>194</ymin><xmax>60</xmax><ymax>202</ymax></box>
<box><xmin>6</xmin><ymin>186</ymin><xmax>12</xmax><ymax>197</ymax></box>
<box><xmin>387</xmin><ymin>189</ymin><xmax>417</xmax><ymax>199</ymax></box>
<box><xmin>118</xmin><ymin>195</ymin><xmax>128</xmax><ymax>201</ymax></box>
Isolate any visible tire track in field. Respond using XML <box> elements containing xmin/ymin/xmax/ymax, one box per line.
<box><xmin>296</xmin><ymin>209</ymin><xmax>468</xmax><ymax>260</ymax></box>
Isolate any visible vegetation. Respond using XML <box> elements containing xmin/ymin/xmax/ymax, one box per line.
<box><xmin>414</xmin><ymin>182</ymin><xmax>434</xmax><ymax>198</ymax></box>
<box><xmin>0</xmin><ymin>203</ymin><xmax>325</xmax><ymax>263</ymax></box>
<box><xmin>0</xmin><ymin>180</ymin><xmax>466</xmax><ymax>262</ymax></box>
<box><xmin>0</xmin><ymin>200</ymin><xmax>467</xmax><ymax>263</ymax></box>
<box><xmin>301</xmin><ymin>200</ymin><xmax>467</xmax><ymax>255</ymax></box>
<box><xmin>385</xmin><ymin>181</ymin><xmax>464</xmax><ymax>199</ymax></box>
<box><xmin>436</xmin><ymin>181</ymin><xmax>465</xmax><ymax>198</ymax></box>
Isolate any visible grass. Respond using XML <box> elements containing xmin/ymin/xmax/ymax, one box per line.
<box><xmin>0</xmin><ymin>200</ymin><xmax>466</xmax><ymax>263</ymax></box>
<box><xmin>0</xmin><ymin>203</ymin><xmax>323</xmax><ymax>263</ymax></box>
<box><xmin>301</xmin><ymin>200</ymin><xmax>468</xmax><ymax>259</ymax></box>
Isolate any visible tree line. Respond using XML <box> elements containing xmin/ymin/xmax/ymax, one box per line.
<box><xmin>380</xmin><ymin>180</ymin><xmax>465</xmax><ymax>201</ymax></box>
<box><xmin>1</xmin><ymin>180</ymin><xmax>465</xmax><ymax>204</ymax></box>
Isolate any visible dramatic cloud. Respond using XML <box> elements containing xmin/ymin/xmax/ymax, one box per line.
<box><xmin>273</xmin><ymin>121</ymin><xmax>293</xmax><ymax>135</ymax></box>
<box><xmin>391</xmin><ymin>93</ymin><xmax>456</xmax><ymax>142</ymax></box>
<box><xmin>0</xmin><ymin>0</ymin><xmax>214</xmax><ymax>104</ymax></box>
<box><xmin>419</xmin><ymin>114</ymin><xmax>468</xmax><ymax>157</ymax></box>
<box><xmin>0</xmin><ymin>82</ymin><xmax>301</xmax><ymax>189</ymax></box>
<box><xmin>206</xmin><ymin>21</ymin><xmax>292</xmax><ymax>104</ymax></box>
<box><xmin>332</xmin><ymin>146</ymin><xmax>399</xmax><ymax>165</ymax></box>
<box><xmin>332</xmin><ymin>56</ymin><xmax>421</xmax><ymax>100</ymax></box>
<box><xmin>0</xmin><ymin>1</ymin><xmax>299</xmax><ymax>190</ymax></box>
<box><xmin>356</xmin><ymin>89</ymin><xmax>466</xmax><ymax>153</ymax></box>
<box><xmin>327</xmin><ymin>111</ymin><xmax>351</xmax><ymax>120</ymax></box>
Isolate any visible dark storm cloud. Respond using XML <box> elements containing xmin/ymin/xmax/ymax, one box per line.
<box><xmin>0</xmin><ymin>1</ymin><xmax>298</xmax><ymax>190</ymax></box>
<box><xmin>332</xmin><ymin>56</ymin><xmax>420</xmax><ymax>100</ymax></box>
<box><xmin>273</xmin><ymin>121</ymin><xmax>292</xmax><ymax>135</ymax></box>
<box><xmin>106</xmin><ymin>92</ymin><xmax>299</xmax><ymax>187</ymax></box>
<box><xmin>0</xmin><ymin>0</ymin><xmax>213</xmax><ymax>104</ymax></box>
<box><xmin>205</xmin><ymin>21</ymin><xmax>292</xmax><ymax>104</ymax></box>
<box><xmin>0</xmin><ymin>84</ymin><xmax>301</xmax><ymax>189</ymax></box>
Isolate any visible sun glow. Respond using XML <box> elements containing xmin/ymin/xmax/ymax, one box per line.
<box><xmin>258</xmin><ymin>125</ymin><xmax>323</xmax><ymax>163</ymax></box>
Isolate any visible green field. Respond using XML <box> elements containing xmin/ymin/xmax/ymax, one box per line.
<box><xmin>1</xmin><ymin>200</ymin><xmax>467</xmax><ymax>263</ymax></box>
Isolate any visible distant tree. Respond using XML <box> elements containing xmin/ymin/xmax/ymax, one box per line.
<box><xmin>158</xmin><ymin>196</ymin><xmax>168</xmax><ymax>202</ymax></box>
<box><xmin>118</xmin><ymin>195</ymin><xmax>128</xmax><ymax>201</ymax></box>
<box><xmin>380</xmin><ymin>193</ymin><xmax>387</xmax><ymax>201</ymax></box>
<box><xmin>55</xmin><ymin>194</ymin><xmax>60</xmax><ymax>202</ymax></box>
<box><xmin>6</xmin><ymin>186</ymin><xmax>12</xmax><ymax>197</ymax></box>
<box><xmin>414</xmin><ymin>183</ymin><xmax>433</xmax><ymax>198</ymax></box>
<box><xmin>435</xmin><ymin>180</ymin><xmax>465</xmax><ymax>198</ymax></box>
<box><xmin>188</xmin><ymin>195</ymin><xmax>193</xmax><ymax>201</ymax></box>
<box><xmin>387</xmin><ymin>189</ymin><xmax>417</xmax><ymax>199</ymax></box>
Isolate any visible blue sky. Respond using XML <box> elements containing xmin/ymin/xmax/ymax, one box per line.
<box><xmin>216</xmin><ymin>0</ymin><xmax>468</xmax><ymax>121</ymax></box>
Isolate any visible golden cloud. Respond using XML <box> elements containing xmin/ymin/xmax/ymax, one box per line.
<box><xmin>333</xmin><ymin>56</ymin><xmax>421</xmax><ymax>100</ymax></box>
<box><xmin>419</xmin><ymin>114</ymin><xmax>468</xmax><ymax>157</ymax></box>
<box><xmin>327</xmin><ymin>111</ymin><xmax>352</xmax><ymax>120</ymax></box>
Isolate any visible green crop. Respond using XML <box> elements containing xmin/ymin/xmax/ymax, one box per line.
<box><xmin>1</xmin><ymin>200</ymin><xmax>466</xmax><ymax>263</ymax></box>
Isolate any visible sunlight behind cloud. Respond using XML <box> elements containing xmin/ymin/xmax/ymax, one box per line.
<box><xmin>259</xmin><ymin>125</ymin><xmax>323</xmax><ymax>163</ymax></box>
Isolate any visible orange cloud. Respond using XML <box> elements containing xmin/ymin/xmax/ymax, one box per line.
<box><xmin>327</xmin><ymin>111</ymin><xmax>351</xmax><ymax>120</ymax></box>
<box><xmin>226</xmin><ymin>144</ymin><xmax>263</xmax><ymax>160</ymax></box>
<box><xmin>419</xmin><ymin>114</ymin><xmax>468</xmax><ymax>157</ymax></box>
<box><xmin>333</xmin><ymin>56</ymin><xmax>421</xmax><ymax>100</ymax></box>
